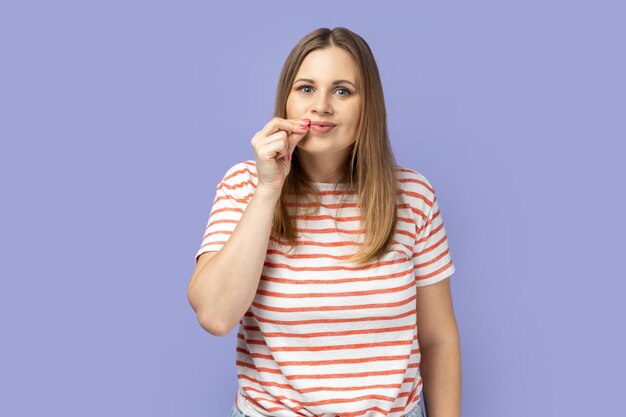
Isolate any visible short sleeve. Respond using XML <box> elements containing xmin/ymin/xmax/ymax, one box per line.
<box><xmin>194</xmin><ymin>162</ymin><xmax>255</xmax><ymax>264</ymax></box>
<box><xmin>412</xmin><ymin>182</ymin><xmax>456</xmax><ymax>287</ymax></box>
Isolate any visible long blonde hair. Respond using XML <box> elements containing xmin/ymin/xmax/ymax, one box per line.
<box><xmin>271</xmin><ymin>27</ymin><xmax>398</xmax><ymax>266</ymax></box>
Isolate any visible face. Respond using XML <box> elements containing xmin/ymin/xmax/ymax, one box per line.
<box><xmin>286</xmin><ymin>46</ymin><xmax>362</xmax><ymax>158</ymax></box>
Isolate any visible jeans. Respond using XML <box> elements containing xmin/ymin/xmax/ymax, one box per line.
<box><xmin>228</xmin><ymin>402</ymin><xmax>424</xmax><ymax>417</ymax></box>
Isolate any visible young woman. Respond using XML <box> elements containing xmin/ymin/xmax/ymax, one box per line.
<box><xmin>188</xmin><ymin>27</ymin><xmax>461</xmax><ymax>417</ymax></box>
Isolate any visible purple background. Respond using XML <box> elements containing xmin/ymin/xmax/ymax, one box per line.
<box><xmin>1</xmin><ymin>1</ymin><xmax>624</xmax><ymax>416</ymax></box>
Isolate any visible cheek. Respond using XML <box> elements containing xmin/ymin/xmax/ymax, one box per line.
<box><xmin>349</xmin><ymin>112</ymin><xmax>361</xmax><ymax>128</ymax></box>
<box><xmin>286</xmin><ymin>96</ymin><xmax>302</xmax><ymax>116</ymax></box>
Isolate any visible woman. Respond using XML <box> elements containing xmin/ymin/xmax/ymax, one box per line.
<box><xmin>188</xmin><ymin>27</ymin><xmax>461</xmax><ymax>417</ymax></box>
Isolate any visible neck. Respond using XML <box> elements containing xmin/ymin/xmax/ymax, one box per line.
<box><xmin>297</xmin><ymin>149</ymin><xmax>349</xmax><ymax>183</ymax></box>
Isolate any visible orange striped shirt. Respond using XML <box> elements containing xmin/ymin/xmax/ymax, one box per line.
<box><xmin>195</xmin><ymin>160</ymin><xmax>456</xmax><ymax>417</ymax></box>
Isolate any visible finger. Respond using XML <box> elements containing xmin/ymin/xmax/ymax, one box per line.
<box><xmin>257</xmin><ymin>130</ymin><xmax>287</xmax><ymax>146</ymax></box>
<box><xmin>262</xmin><ymin>137</ymin><xmax>289</xmax><ymax>160</ymax></box>
<box><xmin>264</xmin><ymin>134</ymin><xmax>290</xmax><ymax>159</ymax></box>
<box><xmin>260</xmin><ymin>117</ymin><xmax>310</xmax><ymax>137</ymax></box>
<box><xmin>287</xmin><ymin>126</ymin><xmax>309</xmax><ymax>157</ymax></box>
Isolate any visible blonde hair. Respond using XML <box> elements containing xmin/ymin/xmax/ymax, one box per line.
<box><xmin>271</xmin><ymin>27</ymin><xmax>399</xmax><ymax>266</ymax></box>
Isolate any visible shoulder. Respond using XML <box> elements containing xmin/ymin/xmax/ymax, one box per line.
<box><xmin>219</xmin><ymin>160</ymin><xmax>258</xmax><ymax>194</ymax></box>
<box><xmin>395</xmin><ymin>165</ymin><xmax>437</xmax><ymax>209</ymax></box>
<box><xmin>222</xmin><ymin>159</ymin><xmax>256</xmax><ymax>182</ymax></box>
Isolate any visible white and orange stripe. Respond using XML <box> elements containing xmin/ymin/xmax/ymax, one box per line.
<box><xmin>195</xmin><ymin>160</ymin><xmax>455</xmax><ymax>417</ymax></box>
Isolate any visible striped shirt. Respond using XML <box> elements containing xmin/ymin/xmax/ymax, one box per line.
<box><xmin>195</xmin><ymin>160</ymin><xmax>456</xmax><ymax>417</ymax></box>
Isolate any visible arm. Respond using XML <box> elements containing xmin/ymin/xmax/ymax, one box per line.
<box><xmin>188</xmin><ymin>185</ymin><xmax>281</xmax><ymax>336</ymax></box>
<box><xmin>416</xmin><ymin>277</ymin><xmax>462</xmax><ymax>417</ymax></box>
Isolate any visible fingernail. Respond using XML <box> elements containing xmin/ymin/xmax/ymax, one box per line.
<box><xmin>299</xmin><ymin>123</ymin><xmax>308</xmax><ymax>130</ymax></box>
<box><xmin>287</xmin><ymin>154</ymin><xmax>291</xmax><ymax>161</ymax></box>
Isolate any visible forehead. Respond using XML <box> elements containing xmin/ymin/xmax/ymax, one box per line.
<box><xmin>295</xmin><ymin>47</ymin><xmax>359</xmax><ymax>83</ymax></box>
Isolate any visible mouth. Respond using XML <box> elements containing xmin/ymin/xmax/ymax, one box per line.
<box><xmin>309</xmin><ymin>120</ymin><xmax>337</xmax><ymax>127</ymax></box>
<box><xmin>309</xmin><ymin>124</ymin><xmax>336</xmax><ymax>134</ymax></box>
<box><xmin>307</xmin><ymin>120</ymin><xmax>337</xmax><ymax>134</ymax></box>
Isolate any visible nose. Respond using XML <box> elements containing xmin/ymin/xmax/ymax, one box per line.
<box><xmin>312</xmin><ymin>92</ymin><xmax>332</xmax><ymax>115</ymax></box>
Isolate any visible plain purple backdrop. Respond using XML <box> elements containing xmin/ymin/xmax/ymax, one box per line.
<box><xmin>1</xmin><ymin>1</ymin><xmax>624</xmax><ymax>416</ymax></box>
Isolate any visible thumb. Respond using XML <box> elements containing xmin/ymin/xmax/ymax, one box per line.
<box><xmin>287</xmin><ymin>130</ymin><xmax>308</xmax><ymax>158</ymax></box>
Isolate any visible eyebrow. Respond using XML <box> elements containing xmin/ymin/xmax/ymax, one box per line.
<box><xmin>294</xmin><ymin>78</ymin><xmax>357</xmax><ymax>88</ymax></box>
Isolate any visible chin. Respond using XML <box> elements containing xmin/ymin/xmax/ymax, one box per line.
<box><xmin>299</xmin><ymin>144</ymin><xmax>351</xmax><ymax>155</ymax></box>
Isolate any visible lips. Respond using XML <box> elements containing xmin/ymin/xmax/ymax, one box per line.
<box><xmin>309</xmin><ymin>121</ymin><xmax>337</xmax><ymax>127</ymax></box>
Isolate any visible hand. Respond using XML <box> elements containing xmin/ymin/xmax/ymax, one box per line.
<box><xmin>250</xmin><ymin>117</ymin><xmax>310</xmax><ymax>192</ymax></box>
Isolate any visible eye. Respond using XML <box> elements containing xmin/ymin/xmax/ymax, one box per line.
<box><xmin>296</xmin><ymin>85</ymin><xmax>352</xmax><ymax>96</ymax></box>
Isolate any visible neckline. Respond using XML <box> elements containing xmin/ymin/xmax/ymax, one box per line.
<box><xmin>313</xmin><ymin>182</ymin><xmax>353</xmax><ymax>191</ymax></box>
